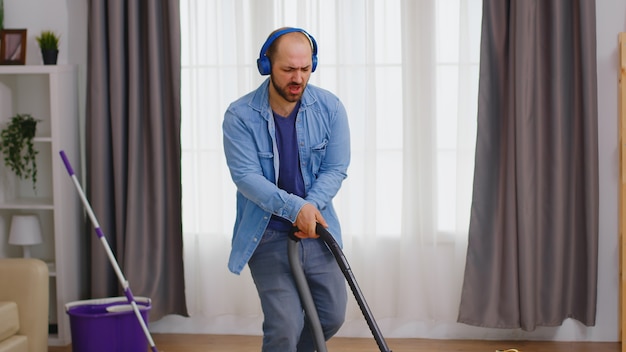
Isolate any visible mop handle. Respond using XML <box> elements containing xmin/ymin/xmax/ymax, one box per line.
<box><xmin>59</xmin><ymin>151</ymin><xmax>158</xmax><ymax>352</ymax></box>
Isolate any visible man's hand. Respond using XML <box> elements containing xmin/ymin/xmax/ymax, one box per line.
<box><xmin>293</xmin><ymin>203</ymin><xmax>328</xmax><ymax>239</ymax></box>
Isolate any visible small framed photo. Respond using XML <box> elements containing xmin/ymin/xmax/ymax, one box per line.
<box><xmin>0</xmin><ymin>29</ymin><xmax>27</xmax><ymax>65</ymax></box>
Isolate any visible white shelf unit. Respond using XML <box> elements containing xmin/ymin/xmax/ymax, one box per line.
<box><xmin>0</xmin><ymin>65</ymin><xmax>84</xmax><ymax>346</ymax></box>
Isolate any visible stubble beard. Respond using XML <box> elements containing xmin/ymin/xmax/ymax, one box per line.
<box><xmin>272</xmin><ymin>79</ymin><xmax>306</xmax><ymax>103</ymax></box>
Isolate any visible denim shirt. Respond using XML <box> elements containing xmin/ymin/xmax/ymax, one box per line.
<box><xmin>222</xmin><ymin>79</ymin><xmax>350</xmax><ymax>274</ymax></box>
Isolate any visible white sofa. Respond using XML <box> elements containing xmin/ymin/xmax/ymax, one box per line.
<box><xmin>0</xmin><ymin>258</ymin><xmax>49</xmax><ymax>352</ymax></box>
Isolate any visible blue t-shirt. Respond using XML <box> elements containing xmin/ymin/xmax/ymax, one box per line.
<box><xmin>267</xmin><ymin>102</ymin><xmax>305</xmax><ymax>231</ymax></box>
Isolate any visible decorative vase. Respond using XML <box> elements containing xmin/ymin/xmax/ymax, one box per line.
<box><xmin>41</xmin><ymin>49</ymin><xmax>58</xmax><ymax>65</ymax></box>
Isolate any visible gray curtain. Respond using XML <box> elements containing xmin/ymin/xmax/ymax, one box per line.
<box><xmin>86</xmin><ymin>1</ymin><xmax>187</xmax><ymax>320</ymax></box>
<box><xmin>458</xmin><ymin>0</ymin><xmax>598</xmax><ymax>331</ymax></box>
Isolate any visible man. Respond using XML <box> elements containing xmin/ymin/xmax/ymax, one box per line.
<box><xmin>222</xmin><ymin>27</ymin><xmax>351</xmax><ymax>351</ymax></box>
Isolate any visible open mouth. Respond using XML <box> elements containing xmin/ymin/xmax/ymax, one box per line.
<box><xmin>288</xmin><ymin>84</ymin><xmax>302</xmax><ymax>94</ymax></box>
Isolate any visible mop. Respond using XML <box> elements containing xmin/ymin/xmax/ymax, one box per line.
<box><xmin>288</xmin><ymin>223</ymin><xmax>392</xmax><ymax>352</ymax></box>
<box><xmin>59</xmin><ymin>151</ymin><xmax>159</xmax><ymax>352</ymax></box>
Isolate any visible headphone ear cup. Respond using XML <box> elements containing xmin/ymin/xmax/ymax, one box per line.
<box><xmin>311</xmin><ymin>55</ymin><xmax>318</xmax><ymax>73</ymax></box>
<box><xmin>257</xmin><ymin>56</ymin><xmax>271</xmax><ymax>76</ymax></box>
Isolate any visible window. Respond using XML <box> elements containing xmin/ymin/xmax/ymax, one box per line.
<box><xmin>177</xmin><ymin>0</ymin><xmax>481</xmax><ymax>337</ymax></box>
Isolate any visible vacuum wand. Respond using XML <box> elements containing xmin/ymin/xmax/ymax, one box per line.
<box><xmin>288</xmin><ymin>224</ymin><xmax>392</xmax><ymax>352</ymax></box>
<box><xmin>315</xmin><ymin>223</ymin><xmax>392</xmax><ymax>352</ymax></box>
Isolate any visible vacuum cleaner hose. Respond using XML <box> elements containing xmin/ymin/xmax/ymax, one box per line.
<box><xmin>288</xmin><ymin>231</ymin><xmax>329</xmax><ymax>352</ymax></box>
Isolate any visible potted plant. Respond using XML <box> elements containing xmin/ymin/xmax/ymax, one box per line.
<box><xmin>35</xmin><ymin>30</ymin><xmax>60</xmax><ymax>65</ymax></box>
<box><xmin>0</xmin><ymin>114</ymin><xmax>40</xmax><ymax>191</ymax></box>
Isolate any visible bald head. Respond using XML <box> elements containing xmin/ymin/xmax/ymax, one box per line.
<box><xmin>266</xmin><ymin>30</ymin><xmax>314</xmax><ymax>66</ymax></box>
<box><xmin>257</xmin><ymin>28</ymin><xmax>318</xmax><ymax>76</ymax></box>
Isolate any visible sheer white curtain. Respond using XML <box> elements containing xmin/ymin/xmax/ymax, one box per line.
<box><xmin>153</xmin><ymin>0</ymin><xmax>482</xmax><ymax>338</ymax></box>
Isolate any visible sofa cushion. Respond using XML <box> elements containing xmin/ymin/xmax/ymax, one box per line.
<box><xmin>0</xmin><ymin>302</ymin><xmax>19</xmax><ymax>341</ymax></box>
<box><xmin>0</xmin><ymin>335</ymin><xmax>28</xmax><ymax>352</ymax></box>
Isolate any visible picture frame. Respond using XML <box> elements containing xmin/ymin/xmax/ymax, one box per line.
<box><xmin>0</xmin><ymin>29</ymin><xmax>27</xmax><ymax>65</ymax></box>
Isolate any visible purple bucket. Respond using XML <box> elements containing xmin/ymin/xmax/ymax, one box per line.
<box><xmin>65</xmin><ymin>297</ymin><xmax>151</xmax><ymax>352</ymax></box>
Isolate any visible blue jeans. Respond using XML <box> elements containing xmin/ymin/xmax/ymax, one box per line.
<box><xmin>248</xmin><ymin>229</ymin><xmax>347</xmax><ymax>352</ymax></box>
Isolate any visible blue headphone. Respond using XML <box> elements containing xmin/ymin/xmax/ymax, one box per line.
<box><xmin>257</xmin><ymin>27</ymin><xmax>318</xmax><ymax>76</ymax></box>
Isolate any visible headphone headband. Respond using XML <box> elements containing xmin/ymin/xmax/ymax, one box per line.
<box><xmin>257</xmin><ymin>27</ymin><xmax>318</xmax><ymax>76</ymax></box>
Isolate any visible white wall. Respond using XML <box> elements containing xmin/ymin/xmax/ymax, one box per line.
<box><xmin>4</xmin><ymin>0</ymin><xmax>88</xmax><ymax>178</ymax></box>
<box><xmin>593</xmin><ymin>0</ymin><xmax>624</xmax><ymax>341</ymax></box>
<box><xmin>4</xmin><ymin>0</ymin><xmax>80</xmax><ymax>66</ymax></box>
<box><xmin>5</xmin><ymin>0</ymin><xmax>623</xmax><ymax>342</ymax></box>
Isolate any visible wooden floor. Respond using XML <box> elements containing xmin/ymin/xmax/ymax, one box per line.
<box><xmin>47</xmin><ymin>333</ymin><xmax>621</xmax><ymax>352</ymax></box>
